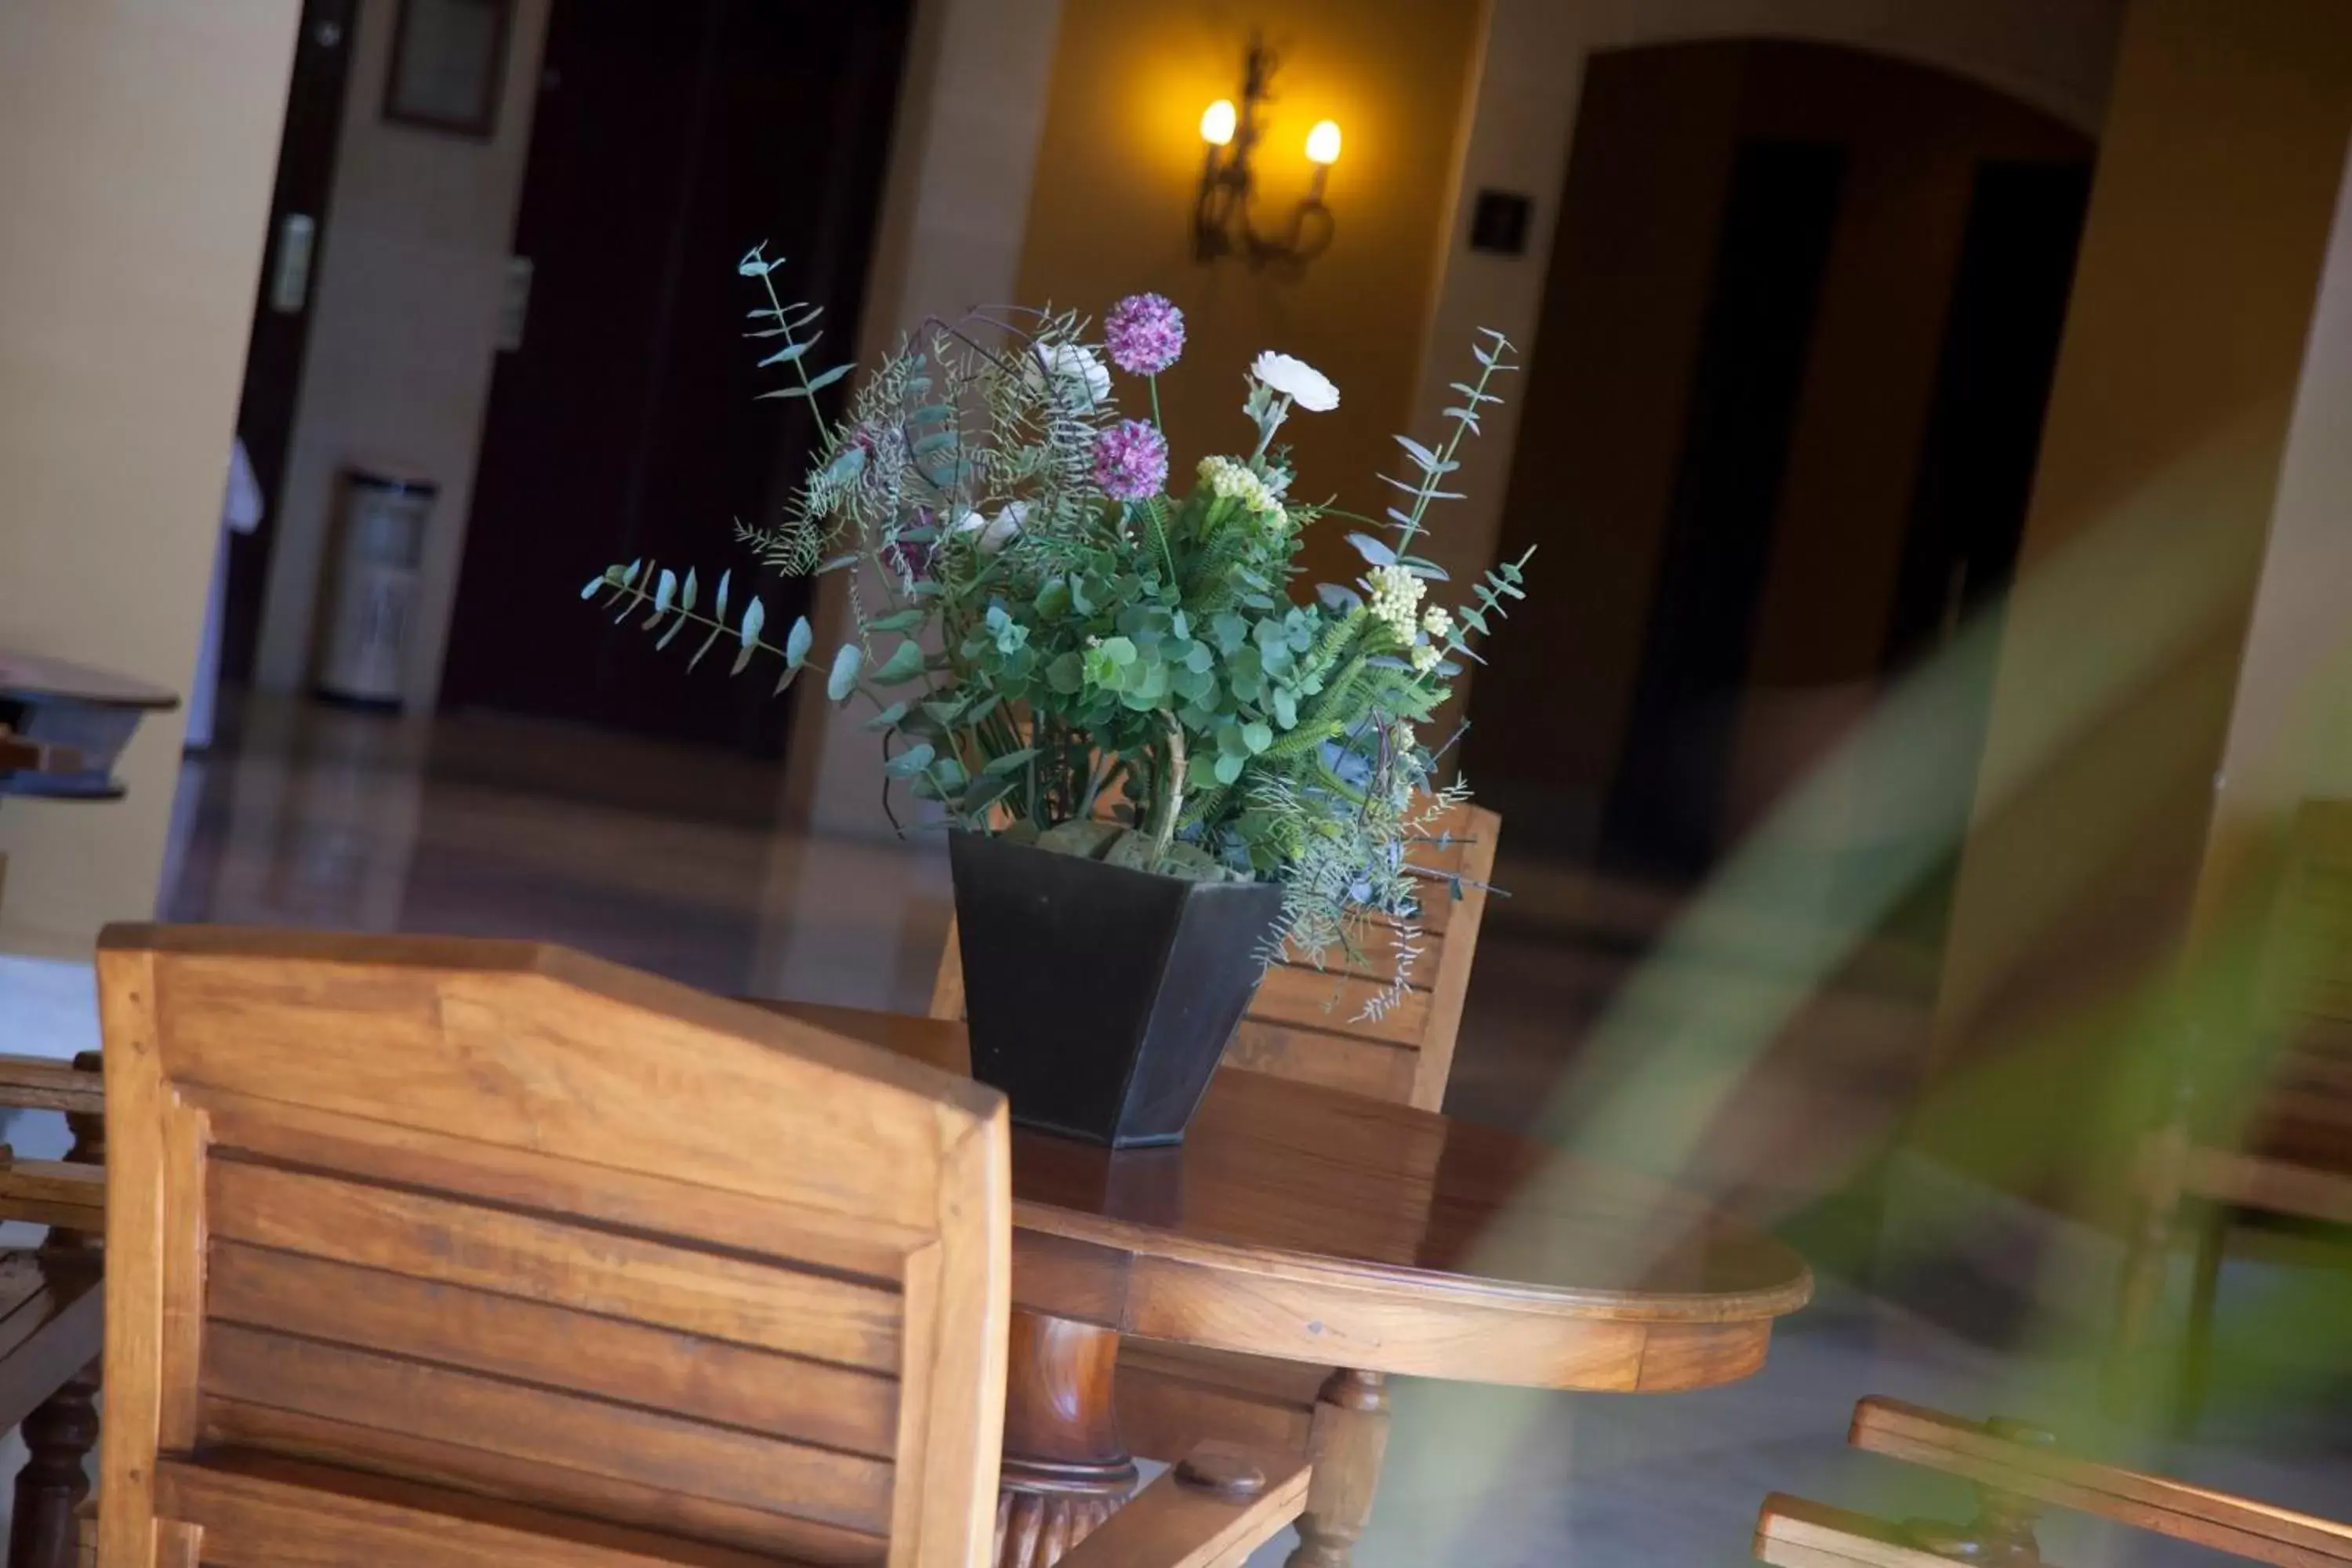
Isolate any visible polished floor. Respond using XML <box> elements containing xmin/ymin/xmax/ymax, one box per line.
<box><xmin>9</xmin><ymin>695</ymin><xmax>2349</xmax><ymax>1563</ymax></box>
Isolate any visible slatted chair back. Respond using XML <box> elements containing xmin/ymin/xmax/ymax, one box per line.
<box><xmin>1755</xmin><ymin>1397</ymin><xmax>2352</xmax><ymax>1568</ymax></box>
<box><xmin>96</xmin><ymin>924</ymin><xmax>1011</xmax><ymax>1568</ymax></box>
<box><xmin>2230</xmin><ymin>799</ymin><xmax>2352</xmax><ymax>1171</ymax></box>
<box><xmin>932</xmin><ymin>802</ymin><xmax>1500</xmax><ymax>1112</ymax></box>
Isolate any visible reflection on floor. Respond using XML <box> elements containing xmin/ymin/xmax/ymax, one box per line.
<box><xmin>12</xmin><ymin>696</ymin><xmax>2348</xmax><ymax>1563</ymax></box>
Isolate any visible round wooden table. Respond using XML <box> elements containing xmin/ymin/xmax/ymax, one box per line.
<box><xmin>775</xmin><ymin>1003</ymin><xmax>1813</xmax><ymax>1567</ymax></box>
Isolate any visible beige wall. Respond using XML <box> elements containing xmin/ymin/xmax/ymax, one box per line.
<box><xmin>2191</xmin><ymin>150</ymin><xmax>2352</xmax><ymax>936</ymax></box>
<box><xmin>1925</xmin><ymin>0</ymin><xmax>2352</xmax><ymax>1201</ymax></box>
<box><xmin>0</xmin><ymin>1</ymin><xmax>300</xmax><ymax>956</ymax></box>
<box><xmin>252</xmin><ymin>0</ymin><xmax>552</xmax><ymax>711</ymax></box>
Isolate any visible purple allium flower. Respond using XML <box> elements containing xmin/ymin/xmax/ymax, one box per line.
<box><xmin>1094</xmin><ymin>419</ymin><xmax>1170</xmax><ymax>501</ymax></box>
<box><xmin>1104</xmin><ymin>292</ymin><xmax>1186</xmax><ymax>376</ymax></box>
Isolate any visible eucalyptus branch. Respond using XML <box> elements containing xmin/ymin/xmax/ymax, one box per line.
<box><xmin>1149</xmin><ymin>714</ymin><xmax>1185</xmax><ymax>866</ymax></box>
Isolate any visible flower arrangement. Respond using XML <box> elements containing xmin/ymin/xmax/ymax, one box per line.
<box><xmin>586</xmin><ymin>249</ymin><xmax>1533</xmax><ymax>1014</ymax></box>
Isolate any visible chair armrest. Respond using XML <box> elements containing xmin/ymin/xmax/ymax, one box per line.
<box><xmin>0</xmin><ymin>1160</ymin><xmax>103</xmax><ymax>1232</ymax></box>
<box><xmin>1058</xmin><ymin>1444</ymin><xmax>1308</xmax><ymax>1568</ymax></box>
<box><xmin>1850</xmin><ymin>1399</ymin><xmax>2352</xmax><ymax>1566</ymax></box>
<box><xmin>0</xmin><ymin>1055</ymin><xmax>102</xmax><ymax>1117</ymax></box>
<box><xmin>1755</xmin><ymin>1494</ymin><xmax>1984</xmax><ymax>1568</ymax></box>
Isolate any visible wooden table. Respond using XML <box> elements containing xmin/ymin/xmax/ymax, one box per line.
<box><xmin>771</xmin><ymin>1002</ymin><xmax>1813</xmax><ymax>1567</ymax></box>
<box><xmin>0</xmin><ymin>649</ymin><xmax>177</xmax><ymax>801</ymax></box>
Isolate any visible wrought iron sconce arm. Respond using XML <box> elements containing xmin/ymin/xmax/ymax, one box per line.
<box><xmin>1193</xmin><ymin>37</ymin><xmax>1338</xmax><ymax>274</ymax></box>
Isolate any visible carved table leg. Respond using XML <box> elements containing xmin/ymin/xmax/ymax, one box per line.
<box><xmin>1287</xmin><ymin>1370</ymin><xmax>1390</xmax><ymax>1568</ymax></box>
<box><xmin>9</xmin><ymin>1360</ymin><xmax>98</xmax><ymax>1568</ymax></box>
<box><xmin>995</xmin><ymin>1310</ymin><xmax>1137</xmax><ymax>1568</ymax></box>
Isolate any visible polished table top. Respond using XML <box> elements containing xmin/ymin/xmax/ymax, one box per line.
<box><xmin>0</xmin><ymin>648</ymin><xmax>178</xmax><ymax>801</ymax></box>
<box><xmin>770</xmin><ymin>1001</ymin><xmax>1812</xmax><ymax>1392</ymax></box>
<box><xmin>0</xmin><ymin>649</ymin><xmax>176</xmax><ymax>710</ymax></box>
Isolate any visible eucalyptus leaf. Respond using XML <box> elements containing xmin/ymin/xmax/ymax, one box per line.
<box><xmin>884</xmin><ymin>743</ymin><xmax>935</xmax><ymax>778</ymax></box>
<box><xmin>983</xmin><ymin>748</ymin><xmax>1039</xmax><ymax>777</ymax></box>
<box><xmin>826</xmin><ymin>644</ymin><xmax>863</xmax><ymax>702</ymax></box>
<box><xmin>785</xmin><ymin>615</ymin><xmax>813</xmax><ymax>666</ymax></box>
<box><xmin>873</xmin><ymin>640</ymin><xmax>927</xmax><ymax>685</ymax></box>
<box><xmin>863</xmin><ymin>700</ymin><xmax>909</xmax><ymax>731</ymax></box>
<box><xmin>824</xmin><ymin>445</ymin><xmax>868</xmax><ymax>485</ymax></box>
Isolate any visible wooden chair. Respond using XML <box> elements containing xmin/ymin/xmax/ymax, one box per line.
<box><xmin>93</xmin><ymin>924</ymin><xmax>1307</xmax><ymax>1568</ymax></box>
<box><xmin>933</xmin><ymin>802</ymin><xmax>1501</xmax><ymax>1566</ymax></box>
<box><xmin>0</xmin><ymin>1051</ymin><xmax>107</xmax><ymax>1568</ymax></box>
<box><xmin>2114</xmin><ymin>799</ymin><xmax>2352</xmax><ymax>1426</ymax></box>
<box><xmin>1755</xmin><ymin>1396</ymin><xmax>2352</xmax><ymax>1567</ymax></box>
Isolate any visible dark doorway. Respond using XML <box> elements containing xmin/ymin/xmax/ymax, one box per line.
<box><xmin>221</xmin><ymin>0</ymin><xmax>361</xmax><ymax>687</ymax></box>
<box><xmin>437</xmin><ymin>0</ymin><xmax>909</xmax><ymax>756</ymax></box>
<box><xmin>1886</xmin><ymin>160</ymin><xmax>2093</xmax><ymax>670</ymax></box>
<box><xmin>1599</xmin><ymin>139</ymin><xmax>1848</xmax><ymax>876</ymax></box>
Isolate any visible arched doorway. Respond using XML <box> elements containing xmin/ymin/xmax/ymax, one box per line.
<box><xmin>1463</xmin><ymin>39</ymin><xmax>2092</xmax><ymax>885</ymax></box>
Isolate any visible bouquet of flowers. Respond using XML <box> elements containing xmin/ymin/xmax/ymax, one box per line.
<box><xmin>586</xmin><ymin>248</ymin><xmax>1533</xmax><ymax>1014</ymax></box>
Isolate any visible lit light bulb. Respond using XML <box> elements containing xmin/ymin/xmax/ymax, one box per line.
<box><xmin>1305</xmin><ymin>119</ymin><xmax>1342</xmax><ymax>166</ymax></box>
<box><xmin>1200</xmin><ymin>100</ymin><xmax>1238</xmax><ymax>147</ymax></box>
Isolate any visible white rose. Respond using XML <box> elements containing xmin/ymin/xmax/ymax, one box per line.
<box><xmin>1250</xmin><ymin>351</ymin><xmax>1340</xmax><ymax>412</ymax></box>
<box><xmin>1024</xmin><ymin>342</ymin><xmax>1112</xmax><ymax>408</ymax></box>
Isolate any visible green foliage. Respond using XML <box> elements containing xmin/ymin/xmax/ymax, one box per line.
<box><xmin>580</xmin><ymin>251</ymin><xmax>1537</xmax><ymax>1014</ymax></box>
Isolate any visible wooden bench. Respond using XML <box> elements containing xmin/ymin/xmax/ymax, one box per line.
<box><xmin>2114</xmin><ymin>799</ymin><xmax>2352</xmax><ymax>1427</ymax></box>
<box><xmin>1756</xmin><ymin>1396</ymin><xmax>2352</xmax><ymax>1568</ymax></box>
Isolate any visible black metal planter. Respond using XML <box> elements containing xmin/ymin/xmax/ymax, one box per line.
<box><xmin>948</xmin><ymin>831</ymin><xmax>1285</xmax><ymax>1148</ymax></box>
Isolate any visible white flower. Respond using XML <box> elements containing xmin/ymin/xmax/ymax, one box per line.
<box><xmin>1250</xmin><ymin>351</ymin><xmax>1339</xmax><ymax>412</ymax></box>
<box><xmin>1024</xmin><ymin>342</ymin><xmax>1112</xmax><ymax>408</ymax></box>
<box><xmin>953</xmin><ymin>501</ymin><xmax>1026</xmax><ymax>554</ymax></box>
<box><xmin>1410</xmin><ymin>642</ymin><xmax>1442</xmax><ymax>674</ymax></box>
<box><xmin>1196</xmin><ymin>455</ymin><xmax>1283</xmax><ymax>517</ymax></box>
<box><xmin>1422</xmin><ymin>606</ymin><xmax>1453</xmax><ymax>639</ymax></box>
<box><xmin>1367</xmin><ymin>562</ymin><xmax>1425</xmax><ymax>641</ymax></box>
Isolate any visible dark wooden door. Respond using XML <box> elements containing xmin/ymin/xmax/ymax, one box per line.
<box><xmin>438</xmin><ymin>0</ymin><xmax>907</xmax><ymax>756</ymax></box>
<box><xmin>1886</xmin><ymin>159</ymin><xmax>2092</xmax><ymax>668</ymax></box>
<box><xmin>221</xmin><ymin>0</ymin><xmax>361</xmax><ymax>687</ymax></box>
<box><xmin>1601</xmin><ymin>140</ymin><xmax>1848</xmax><ymax>876</ymax></box>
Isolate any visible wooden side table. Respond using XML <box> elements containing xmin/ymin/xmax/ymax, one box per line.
<box><xmin>767</xmin><ymin>1002</ymin><xmax>1813</xmax><ymax>1568</ymax></box>
<box><xmin>0</xmin><ymin>652</ymin><xmax>177</xmax><ymax>804</ymax></box>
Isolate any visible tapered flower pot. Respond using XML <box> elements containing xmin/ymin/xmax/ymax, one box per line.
<box><xmin>949</xmin><ymin>830</ymin><xmax>1285</xmax><ymax>1148</ymax></box>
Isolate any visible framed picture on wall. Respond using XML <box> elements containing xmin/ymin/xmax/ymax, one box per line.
<box><xmin>383</xmin><ymin>0</ymin><xmax>514</xmax><ymax>139</ymax></box>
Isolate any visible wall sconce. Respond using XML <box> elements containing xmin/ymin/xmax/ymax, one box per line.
<box><xmin>1193</xmin><ymin>36</ymin><xmax>1339</xmax><ymax>272</ymax></box>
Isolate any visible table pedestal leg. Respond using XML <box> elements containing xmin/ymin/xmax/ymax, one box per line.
<box><xmin>1287</xmin><ymin>1369</ymin><xmax>1391</xmax><ymax>1568</ymax></box>
<box><xmin>995</xmin><ymin>1309</ymin><xmax>1137</xmax><ymax>1568</ymax></box>
<box><xmin>10</xmin><ymin>1359</ymin><xmax>98</xmax><ymax>1568</ymax></box>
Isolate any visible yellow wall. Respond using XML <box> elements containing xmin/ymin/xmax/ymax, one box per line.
<box><xmin>1926</xmin><ymin>0</ymin><xmax>2352</xmax><ymax>1200</ymax></box>
<box><xmin>1014</xmin><ymin>0</ymin><xmax>1484</xmax><ymax>587</ymax></box>
<box><xmin>0</xmin><ymin>0</ymin><xmax>299</xmax><ymax>956</ymax></box>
